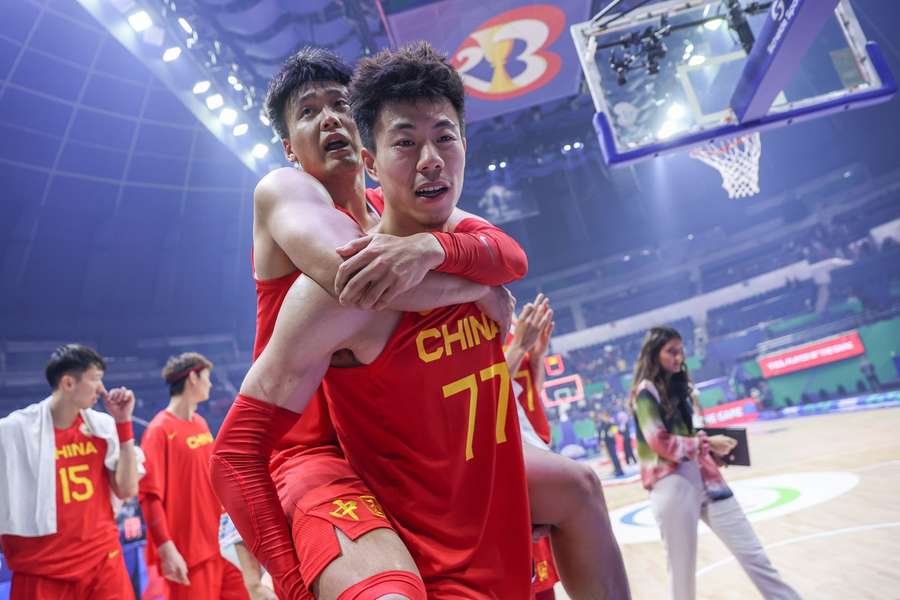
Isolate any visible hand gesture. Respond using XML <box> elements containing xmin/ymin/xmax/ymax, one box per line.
<box><xmin>334</xmin><ymin>232</ymin><xmax>444</xmax><ymax>310</ymax></box>
<box><xmin>532</xmin><ymin>308</ymin><xmax>555</xmax><ymax>359</ymax></box>
<box><xmin>158</xmin><ymin>540</ymin><xmax>190</xmax><ymax>585</ymax></box>
<box><xmin>103</xmin><ymin>387</ymin><xmax>135</xmax><ymax>424</ymax></box>
<box><xmin>509</xmin><ymin>293</ymin><xmax>553</xmax><ymax>353</ymax></box>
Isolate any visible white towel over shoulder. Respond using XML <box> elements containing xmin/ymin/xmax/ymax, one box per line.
<box><xmin>0</xmin><ymin>396</ymin><xmax>145</xmax><ymax>537</ymax></box>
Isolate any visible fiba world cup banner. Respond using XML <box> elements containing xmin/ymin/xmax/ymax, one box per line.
<box><xmin>757</xmin><ymin>331</ymin><xmax>866</xmax><ymax>379</ymax></box>
<box><xmin>381</xmin><ymin>0</ymin><xmax>591</xmax><ymax>121</ymax></box>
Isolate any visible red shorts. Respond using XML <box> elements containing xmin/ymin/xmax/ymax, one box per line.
<box><xmin>10</xmin><ymin>546</ymin><xmax>133</xmax><ymax>600</ymax></box>
<box><xmin>164</xmin><ymin>554</ymin><xmax>249</xmax><ymax>600</ymax></box>
<box><xmin>532</xmin><ymin>537</ymin><xmax>560</xmax><ymax>594</ymax></box>
<box><xmin>272</xmin><ymin>447</ymin><xmax>395</xmax><ymax>590</ymax></box>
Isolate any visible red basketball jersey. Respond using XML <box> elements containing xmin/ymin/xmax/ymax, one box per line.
<box><xmin>323</xmin><ymin>304</ymin><xmax>533</xmax><ymax>598</ymax></box>
<box><xmin>139</xmin><ymin>410</ymin><xmax>223</xmax><ymax>568</ymax></box>
<box><xmin>1</xmin><ymin>416</ymin><xmax>121</xmax><ymax>580</ymax></box>
<box><xmin>514</xmin><ymin>352</ymin><xmax>552</xmax><ymax>445</ymax></box>
<box><xmin>254</xmin><ymin>189</ymin><xmax>385</xmax><ymax>467</ymax></box>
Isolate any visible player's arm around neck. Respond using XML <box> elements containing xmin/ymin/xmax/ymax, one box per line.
<box><xmin>256</xmin><ymin>169</ymin><xmax>512</xmax><ymax>314</ymax></box>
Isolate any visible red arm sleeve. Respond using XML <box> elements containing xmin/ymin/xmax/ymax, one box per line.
<box><xmin>209</xmin><ymin>394</ymin><xmax>306</xmax><ymax>600</ymax></box>
<box><xmin>431</xmin><ymin>218</ymin><xmax>528</xmax><ymax>285</ymax></box>
<box><xmin>138</xmin><ymin>424</ymin><xmax>172</xmax><ymax>546</ymax></box>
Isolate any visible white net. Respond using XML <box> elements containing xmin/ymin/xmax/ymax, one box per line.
<box><xmin>689</xmin><ymin>132</ymin><xmax>762</xmax><ymax>199</ymax></box>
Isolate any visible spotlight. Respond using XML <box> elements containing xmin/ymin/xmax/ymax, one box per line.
<box><xmin>162</xmin><ymin>47</ymin><xmax>181</xmax><ymax>62</ymax></box>
<box><xmin>488</xmin><ymin>163</ymin><xmax>497</xmax><ymax>172</ymax></box>
<box><xmin>192</xmin><ymin>81</ymin><xmax>210</xmax><ymax>94</ymax></box>
<box><xmin>227</xmin><ymin>74</ymin><xmax>238</xmax><ymax>85</ymax></box>
<box><xmin>259</xmin><ymin>113</ymin><xmax>271</xmax><ymax>127</ymax></box>
<box><xmin>689</xmin><ymin>55</ymin><xmax>707</xmax><ymax>67</ymax></box>
<box><xmin>219</xmin><ymin>108</ymin><xmax>237</xmax><ymax>126</ymax></box>
<box><xmin>499</xmin><ymin>161</ymin><xmax>507</xmax><ymax>169</ymax></box>
<box><xmin>252</xmin><ymin>144</ymin><xmax>269</xmax><ymax>159</ymax></box>
<box><xmin>704</xmin><ymin>18</ymin><xmax>724</xmax><ymax>31</ymax></box>
<box><xmin>666</xmin><ymin>103</ymin><xmax>686</xmax><ymax>119</ymax></box>
<box><xmin>573</xmin><ymin>141</ymin><xmax>584</xmax><ymax>150</ymax></box>
<box><xmin>233</xmin><ymin>83</ymin><xmax>243</xmax><ymax>92</ymax></box>
<box><xmin>233</xmin><ymin>123</ymin><xmax>249</xmax><ymax>136</ymax></box>
<box><xmin>562</xmin><ymin>144</ymin><xmax>572</xmax><ymax>153</ymax></box>
<box><xmin>177</xmin><ymin>18</ymin><xmax>193</xmax><ymax>35</ymax></box>
<box><xmin>128</xmin><ymin>11</ymin><xmax>152</xmax><ymax>32</ymax></box>
<box><xmin>206</xmin><ymin>94</ymin><xmax>224</xmax><ymax>110</ymax></box>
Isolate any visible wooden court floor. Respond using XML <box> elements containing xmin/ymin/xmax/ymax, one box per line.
<box><xmin>555</xmin><ymin>408</ymin><xmax>900</xmax><ymax>599</ymax></box>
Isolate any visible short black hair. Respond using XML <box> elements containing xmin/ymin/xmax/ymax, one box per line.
<box><xmin>265</xmin><ymin>47</ymin><xmax>353</xmax><ymax>140</ymax></box>
<box><xmin>350</xmin><ymin>41</ymin><xmax>466</xmax><ymax>152</ymax></box>
<box><xmin>161</xmin><ymin>352</ymin><xmax>213</xmax><ymax>397</ymax></box>
<box><xmin>45</xmin><ymin>344</ymin><xmax>106</xmax><ymax>390</ymax></box>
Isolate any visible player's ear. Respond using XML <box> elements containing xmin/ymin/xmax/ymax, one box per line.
<box><xmin>362</xmin><ymin>147</ymin><xmax>379</xmax><ymax>183</ymax></box>
<box><xmin>282</xmin><ymin>138</ymin><xmax>297</xmax><ymax>164</ymax></box>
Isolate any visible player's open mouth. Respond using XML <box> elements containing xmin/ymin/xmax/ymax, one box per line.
<box><xmin>324</xmin><ymin>139</ymin><xmax>350</xmax><ymax>152</ymax></box>
<box><xmin>415</xmin><ymin>184</ymin><xmax>449</xmax><ymax>199</ymax></box>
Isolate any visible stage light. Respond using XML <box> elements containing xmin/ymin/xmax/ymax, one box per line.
<box><xmin>206</xmin><ymin>94</ymin><xmax>224</xmax><ymax>110</ymax></box>
<box><xmin>562</xmin><ymin>144</ymin><xmax>572</xmax><ymax>153</ymax></box>
<box><xmin>705</xmin><ymin>18</ymin><xmax>724</xmax><ymax>31</ymax></box>
<box><xmin>689</xmin><ymin>54</ymin><xmax>707</xmax><ymax>67</ymax></box>
<box><xmin>177</xmin><ymin>18</ymin><xmax>193</xmax><ymax>34</ymax></box>
<box><xmin>259</xmin><ymin>113</ymin><xmax>270</xmax><ymax>127</ymax></box>
<box><xmin>573</xmin><ymin>141</ymin><xmax>584</xmax><ymax>150</ymax></box>
<box><xmin>192</xmin><ymin>80</ymin><xmax>210</xmax><ymax>94</ymax></box>
<box><xmin>128</xmin><ymin>11</ymin><xmax>152</xmax><ymax>32</ymax></box>
<box><xmin>488</xmin><ymin>163</ymin><xmax>497</xmax><ymax>172</ymax></box>
<box><xmin>252</xmin><ymin>144</ymin><xmax>269</xmax><ymax>159</ymax></box>
<box><xmin>657</xmin><ymin>120</ymin><xmax>687</xmax><ymax>140</ymax></box>
<box><xmin>499</xmin><ymin>161</ymin><xmax>507</xmax><ymax>169</ymax></box>
<box><xmin>162</xmin><ymin>47</ymin><xmax>181</xmax><ymax>62</ymax></box>
<box><xmin>667</xmin><ymin>103</ymin><xmax>686</xmax><ymax>119</ymax></box>
<box><xmin>233</xmin><ymin>124</ymin><xmax>249</xmax><ymax>136</ymax></box>
<box><xmin>219</xmin><ymin>108</ymin><xmax>237</xmax><ymax>126</ymax></box>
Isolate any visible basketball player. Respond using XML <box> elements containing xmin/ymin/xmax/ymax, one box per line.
<box><xmin>216</xmin><ymin>45</ymin><xmax>627</xmax><ymax>599</ymax></box>
<box><xmin>505</xmin><ymin>294</ymin><xmax>561</xmax><ymax>600</ymax></box>
<box><xmin>229</xmin><ymin>46</ymin><xmax>525</xmax><ymax>600</ymax></box>
<box><xmin>0</xmin><ymin>344</ymin><xmax>140</xmax><ymax>600</ymax></box>
<box><xmin>138</xmin><ymin>352</ymin><xmax>256</xmax><ymax>600</ymax></box>
<box><xmin>211</xmin><ymin>42</ymin><xmax>534</xmax><ymax>598</ymax></box>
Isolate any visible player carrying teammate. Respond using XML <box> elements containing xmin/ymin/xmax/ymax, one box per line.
<box><xmin>211</xmin><ymin>42</ymin><xmax>534</xmax><ymax>598</ymax></box>
<box><xmin>215</xmin><ymin>46</ymin><xmax>525</xmax><ymax>600</ymax></box>
<box><xmin>138</xmin><ymin>352</ymin><xmax>259</xmax><ymax>600</ymax></box>
<box><xmin>0</xmin><ymin>344</ymin><xmax>141</xmax><ymax>600</ymax></box>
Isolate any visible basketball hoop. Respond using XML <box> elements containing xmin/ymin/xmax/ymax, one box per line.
<box><xmin>689</xmin><ymin>132</ymin><xmax>761</xmax><ymax>199</ymax></box>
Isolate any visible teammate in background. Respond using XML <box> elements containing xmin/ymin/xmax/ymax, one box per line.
<box><xmin>505</xmin><ymin>294</ymin><xmax>560</xmax><ymax>600</ymax></box>
<box><xmin>211</xmin><ymin>42</ymin><xmax>534</xmax><ymax>598</ymax></box>
<box><xmin>0</xmin><ymin>344</ymin><xmax>141</xmax><ymax>600</ymax></box>
<box><xmin>630</xmin><ymin>326</ymin><xmax>800</xmax><ymax>600</ymax></box>
<box><xmin>138</xmin><ymin>353</ymin><xmax>264</xmax><ymax>600</ymax></box>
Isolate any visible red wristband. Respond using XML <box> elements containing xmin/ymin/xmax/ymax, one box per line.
<box><xmin>116</xmin><ymin>421</ymin><xmax>134</xmax><ymax>443</ymax></box>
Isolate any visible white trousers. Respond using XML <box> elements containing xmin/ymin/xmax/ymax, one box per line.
<box><xmin>649</xmin><ymin>461</ymin><xmax>801</xmax><ymax>600</ymax></box>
